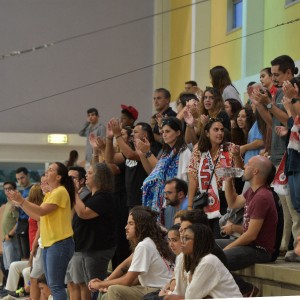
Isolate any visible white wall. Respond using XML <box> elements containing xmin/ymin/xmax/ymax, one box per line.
<box><xmin>0</xmin><ymin>1</ymin><xmax>154</xmax><ymax>135</ymax></box>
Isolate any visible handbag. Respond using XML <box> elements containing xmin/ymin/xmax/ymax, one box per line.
<box><xmin>193</xmin><ymin>154</ymin><xmax>219</xmax><ymax>209</ymax></box>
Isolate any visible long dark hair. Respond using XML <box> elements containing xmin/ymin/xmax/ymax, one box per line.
<box><xmin>55</xmin><ymin>162</ymin><xmax>75</xmax><ymax>208</ymax></box>
<box><xmin>183</xmin><ymin>224</ymin><xmax>214</xmax><ymax>276</ymax></box>
<box><xmin>198</xmin><ymin>119</ymin><xmax>225</xmax><ymax>152</ymax></box>
<box><xmin>162</xmin><ymin>117</ymin><xmax>187</xmax><ymax>155</ymax></box>
<box><xmin>231</xmin><ymin>108</ymin><xmax>255</xmax><ymax>145</ymax></box>
<box><xmin>129</xmin><ymin>206</ymin><xmax>175</xmax><ymax>263</ymax></box>
<box><xmin>210</xmin><ymin>66</ymin><xmax>232</xmax><ymax>93</ymax></box>
<box><xmin>224</xmin><ymin>98</ymin><xmax>243</xmax><ymax>120</ymax></box>
<box><xmin>66</xmin><ymin>150</ymin><xmax>78</xmax><ymax>167</ymax></box>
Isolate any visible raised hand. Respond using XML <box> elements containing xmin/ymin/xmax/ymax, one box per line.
<box><xmin>283</xmin><ymin>80</ymin><xmax>299</xmax><ymax>99</ymax></box>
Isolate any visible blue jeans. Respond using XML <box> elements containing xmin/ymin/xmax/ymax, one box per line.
<box><xmin>288</xmin><ymin>171</ymin><xmax>300</xmax><ymax>213</ymax></box>
<box><xmin>2</xmin><ymin>238</ymin><xmax>20</xmax><ymax>270</ymax></box>
<box><xmin>216</xmin><ymin>239</ymin><xmax>271</xmax><ymax>271</ymax></box>
<box><xmin>43</xmin><ymin>237</ymin><xmax>74</xmax><ymax>300</ymax></box>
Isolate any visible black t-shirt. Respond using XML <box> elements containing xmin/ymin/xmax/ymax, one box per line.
<box><xmin>153</xmin><ymin>107</ymin><xmax>177</xmax><ymax>134</ymax></box>
<box><xmin>72</xmin><ymin>191</ymin><xmax>117</xmax><ymax>251</ymax></box>
<box><xmin>125</xmin><ymin>160</ymin><xmax>147</xmax><ymax>207</ymax></box>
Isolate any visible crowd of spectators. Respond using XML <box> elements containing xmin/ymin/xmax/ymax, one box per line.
<box><xmin>0</xmin><ymin>54</ymin><xmax>300</xmax><ymax>299</ymax></box>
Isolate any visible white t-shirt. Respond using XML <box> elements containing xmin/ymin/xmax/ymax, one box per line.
<box><xmin>177</xmin><ymin>147</ymin><xmax>192</xmax><ymax>182</ymax></box>
<box><xmin>128</xmin><ymin>237</ymin><xmax>173</xmax><ymax>288</ymax></box>
<box><xmin>173</xmin><ymin>253</ymin><xmax>242</xmax><ymax>299</ymax></box>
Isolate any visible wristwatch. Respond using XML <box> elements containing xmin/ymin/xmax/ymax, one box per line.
<box><xmin>266</xmin><ymin>102</ymin><xmax>273</xmax><ymax>110</ymax></box>
<box><xmin>145</xmin><ymin>151</ymin><xmax>152</xmax><ymax>158</ymax></box>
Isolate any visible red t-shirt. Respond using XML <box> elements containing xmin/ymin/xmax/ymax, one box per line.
<box><xmin>28</xmin><ymin>217</ymin><xmax>38</xmax><ymax>251</ymax></box>
<box><xmin>243</xmin><ymin>186</ymin><xmax>278</xmax><ymax>254</ymax></box>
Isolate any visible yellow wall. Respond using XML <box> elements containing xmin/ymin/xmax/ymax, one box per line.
<box><xmin>264</xmin><ymin>0</ymin><xmax>300</xmax><ymax>66</ymax></box>
<box><xmin>169</xmin><ymin>0</ymin><xmax>192</xmax><ymax>101</ymax></box>
<box><xmin>210</xmin><ymin>0</ymin><xmax>242</xmax><ymax>81</ymax></box>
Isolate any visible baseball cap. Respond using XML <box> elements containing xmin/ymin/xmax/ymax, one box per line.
<box><xmin>121</xmin><ymin>105</ymin><xmax>139</xmax><ymax>121</ymax></box>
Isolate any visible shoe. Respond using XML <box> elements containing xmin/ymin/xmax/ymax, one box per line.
<box><xmin>8</xmin><ymin>287</ymin><xmax>29</xmax><ymax>298</ymax></box>
<box><xmin>284</xmin><ymin>250</ymin><xmax>300</xmax><ymax>262</ymax></box>
<box><xmin>0</xmin><ymin>289</ymin><xmax>9</xmax><ymax>298</ymax></box>
<box><xmin>242</xmin><ymin>285</ymin><xmax>260</xmax><ymax>297</ymax></box>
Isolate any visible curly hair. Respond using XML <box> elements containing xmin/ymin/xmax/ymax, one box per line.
<box><xmin>231</xmin><ymin>108</ymin><xmax>255</xmax><ymax>146</ymax></box>
<box><xmin>129</xmin><ymin>206</ymin><xmax>175</xmax><ymax>263</ymax></box>
<box><xmin>196</xmin><ymin>87</ymin><xmax>225</xmax><ymax>136</ymax></box>
<box><xmin>92</xmin><ymin>163</ymin><xmax>114</xmax><ymax>192</ymax></box>
<box><xmin>28</xmin><ymin>184</ymin><xmax>44</xmax><ymax>206</ymax></box>
<box><xmin>183</xmin><ymin>224</ymin><xmax>214</xmax><ymax>276</ymax></box>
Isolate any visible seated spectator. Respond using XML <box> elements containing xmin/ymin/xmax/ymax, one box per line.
<box><xmin>88</xmin><ymin>207</ymin><xmax>174</xmax><ymax>300</ymax></box>
<box><xmin>164</xmin><ymin>178</ymin><xmax>188</xmax><ymax>229</ymax></box>
<box><xmin>167</xmin><ymin>224</ymin><xmax>242</xmax><ymax>299</ymax></box>
<box><xmin>216</xmin><ymin>156</ymin><xmax>278</xmax><ymax>271</ymax></box>
<box><xmin>37</xmin><ymin>274</ymin><xmax>52</xmax><ymax>300</ymax></box>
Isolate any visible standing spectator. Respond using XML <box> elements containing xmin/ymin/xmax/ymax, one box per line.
<box><xmin>1</xmin><ymin>182</ymin><xmax>20</xmax><ymax>281</ymax></box>
<box><xmin>9</xmin><ymin>162</ymin><xmax>75</xmax><ymax>300</ymax></box>
<box><xmin>15</xmin><ymin>167</ymin><xmax>32</xmax><ymax>260</ymax></box>
<box><xmin>66</xmin><ymin>163</ymin><xmax>117</xmax><ymax>300</ymax></box>
<box><xmin>184</xmin><ymin>87</ymin><xmax>230</xmax><ymax>145</ymax></box>
<box><xmin>79</xmin><ymin>108</ymin><xmax>106</xmax><ymax>164</ymax></box>
<box><xmin>188</xmin><ymin>119</ymin><xmax>243</xmax><ymax>237</ymax></box>
<box><xmin>224</xmin><ymin>98</ymin><xmax>243</xmax><ymax>129</ymax></box>
<box><xmin>210</xmin><ymin>66</ymin><xmax>241</xmax><ymax>103</ymax></box>
<box><xmin>120</xmin><ymin>105</ymin><xmax>139</xmax><ymax>128</ymax></box>
<box><xmin>152</xmin><ymin>88</ymin><xmax>177</xmax><ymax>144</ymax></box>
<box><xmin>260</xmin><ymin>67</ymin><xmax>278</xmax><ymax>97</ymax></box>
<box><xmin>65</xmin><ymin>150</ymin><xmax>79</xmax><ymax>168</ymax></box>
<box><xmin>68</xmin><ymin>166</ymin><xmax>90</xmax><ymax>200</ymax></box>
<box><xmin>184</xmin><ymin>80</ymin><xmax>198</xmax><ymax>93</ymax></box>
<box><xmin>252</xmin><ymin>55</ymin><xmax>300</xmax><ymax>261</ymax></box>
<box><xmin>141</xmin><ymin>117</ymin><xmax>191</xmax><ymax>222</ymax></box>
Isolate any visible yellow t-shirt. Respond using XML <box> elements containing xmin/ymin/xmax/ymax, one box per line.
<box><xmin>40</xmin><ymin>186</ymin><xmax>73</xmax><ymax>247</ymax></box>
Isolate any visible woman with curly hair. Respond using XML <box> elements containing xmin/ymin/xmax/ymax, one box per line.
<box><xmin>88</xmin><ymin>206</ymin><xmax>174</xmax><ymax>300</ymax></box>
<box><xmin>184</xmin><ymin>87</ymin><xmax>230</xmax><ymax>145</ymax></box>
<box><xmin>166</xmin><ymin>224</ymin><xmax>241</xmax><ymax>299</ymax></box>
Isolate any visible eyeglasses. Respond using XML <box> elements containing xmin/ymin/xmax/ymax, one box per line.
<box><xmin>3</xmin><ymin>187</ymin><xmax>14</xmax><ymax>191</ymax></box>
<box><xmin>181</xmin><ymin>236</ymin><xmax>194</xmax><ymax>243</ymax></box>
<box><xmin>70</xmin><ymin>176</ymin><xmax>79</xmax><ymax>180</ymax></box>
<box><xmin>164</xmin><ymin>191</ymin><xmax>175</xmax><ymax>195</ymax></box>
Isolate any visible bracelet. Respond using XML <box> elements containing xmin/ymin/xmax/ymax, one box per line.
<box><xmin>115</xmin><ymin>134</ymin><xmax>122</xmax><ymax>139</ymax></box>
<box><xmin>20</xmin><ymin>199</ymin><xmax>25</xmax><ymax>207</ymax></box>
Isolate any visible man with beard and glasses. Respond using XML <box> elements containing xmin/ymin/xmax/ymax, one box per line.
<box><xmin>164</xmin><ymin>178</ymin><xmax>188</xmax><ymax>229</ymax></box>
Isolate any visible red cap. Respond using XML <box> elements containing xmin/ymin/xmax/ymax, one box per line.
<box><xmin>121</xmin><ymin>105</ymin><xmax>139</xmax><ymax>121</ymax></box>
